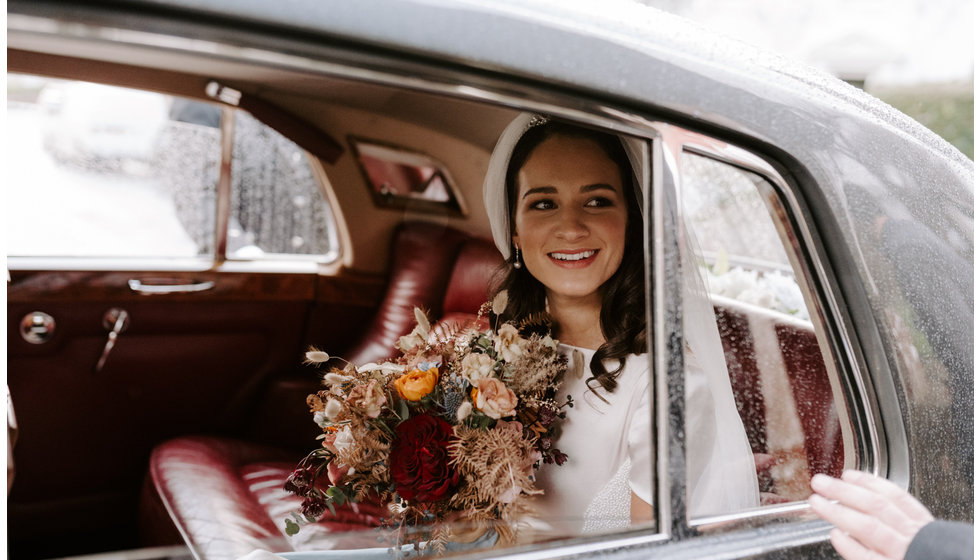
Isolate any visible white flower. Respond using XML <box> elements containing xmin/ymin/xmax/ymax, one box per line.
<box><xmin>333</xmin><ymin>426</ymin><xmax>355</xmax><ymax>453</ymax></box>
<box><xmin>460</xmin><ymin>352</ymin><xmax>495</xmax><ymax>383</ymax></box>
<box><xmin>397</xmin><ymin>308</ymin><xmax>431</xmax><ymax>352</ymax></box>
<box><xmin>313</xmin><ymin>410</ymin><xmax>331</xmax><ymax>428</ymax></box>
<box><xmin>324</xmin><ymin>398</ymin><xmax>343</xmax><ymax>421</ymax></box>
<box><xmin>323</xmin><ymin>372</ymin><xmax>352</xmax><ymax>395</ymax></box>
<box><xmin>305</xmin><ymin>349</ymin><xmax>331</xmax><ymax>364</ymax></box>
<box><xmin>494</xmin><ymin>323</ymin><xmax>524</xmax><ymax>363</ymax></box>
<box><xmin>456</xmin><ymin>401</ymin><xmax>473</xmax><ymax>422</ymax></box>
<box><xmin>413</xmin><ymin>307</ymin><xmax>431</xmax><ymax>335</ymax></box>
<box><xmin>356</xmin><ymin>361</ymin><xmax>405</xmax><ymax>375</ymax></box>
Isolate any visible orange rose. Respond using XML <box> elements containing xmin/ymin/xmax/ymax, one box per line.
<box><xmin>394</xmin><ymin>366</ymin><xmax>439</xmax><ymax>401</ymax></box>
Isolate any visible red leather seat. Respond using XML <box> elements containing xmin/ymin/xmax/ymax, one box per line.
<box><xmin>141</xmin><ymin>223</ymin><xmax>502</xmax><ymax>559</ymax></box>
<box><xmin>345</xmin><ymin>223</ymin><xmax>500</xmax><ymax>365</ymax></box>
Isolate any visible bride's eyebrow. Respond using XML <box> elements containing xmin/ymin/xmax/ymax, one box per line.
<box><xmin>521</xmin><ymin>186</ymin><xmax>558</xmax><ymax>199</ymax></box>
<box><xmin>581</xmin><ymin>183</ymin><xmax>617</xmax><ymax>193</ymax></box>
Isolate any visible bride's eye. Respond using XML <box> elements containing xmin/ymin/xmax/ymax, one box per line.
<box><xmin>529</xmin><ymin>198</ymin><xmax>557</xmax><ymax>211</ymax></box>
<box><xmin>585</xmin><ymin>196</ymin><xmax>614</xmax><ymax>208</ymax></box>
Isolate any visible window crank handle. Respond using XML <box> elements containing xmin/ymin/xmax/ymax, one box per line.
<box><xmin>94</xmin><ymin>309</ymin><xmax>129</xmax><ymax>374</ymax></box>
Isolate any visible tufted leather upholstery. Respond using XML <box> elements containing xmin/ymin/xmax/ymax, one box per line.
<box><xmin>143</xmin><ymin>223</ymin><xmax>502</xmax><ymax>559</ymax></box>
<box><xmin>345</xmin><ymin>223</ymin><xmax>497</xmax><ymax>365</ymax></box>
<box><xmin>142</xmin><ymin>437</ymin><xmax>294</xmax><ymax>558</ymax></box>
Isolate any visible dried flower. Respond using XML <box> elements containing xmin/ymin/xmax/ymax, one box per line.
<box><xmin>323</xmin><ymin>398</ymin><xmax>343</xmax><ymax>421</ymax></box>
<box><xmin>347</xmin><ymin>378</ymin><xmax>386</xmax><ymax>418</ymax></box>
<box><xmin>397</xmin><ymin>307</ymin><xmax>432</xmax><ymax>352</ymax></box>
<box><xmin>304</xmin><ymin>348</ymin><xmax>331</xmax><ymax>364</ymax></box>
<box><xmin>491</xmin><ymin>290</ymin><xmax>508</xmax><ymax>315</ymax></box>
<box><xmin>456</xmin><ymin>401</ymin><xmax>473</xmax><ymax>422</ymax></box>
<box><xmin>356</xmin><ymin>361</ymin><xmax>404</xmax><ymax>375</ymax></box>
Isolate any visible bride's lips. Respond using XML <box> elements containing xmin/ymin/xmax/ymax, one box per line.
<box><xmin>547</xmin><ymin>249</ymin><xmax>599</xmax><ymax>268</ymax></box>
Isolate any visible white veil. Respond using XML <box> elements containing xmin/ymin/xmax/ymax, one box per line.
<box><xmin>483</xmin><ymin>113</ymin><xmax>759</xmax><ymax>517</ymax></box>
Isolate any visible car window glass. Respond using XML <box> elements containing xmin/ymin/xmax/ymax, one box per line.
<box><xmin>6</xmin><ymin>75</ymin><xmax>211</xmax><ymax>258</ymax></box>
<box><xmin>228</xmin><ymin>111</ymin><xmax>340</xmax><ymax>259</ymax></box>
<box><xmin>679</xmin><ymin>150</ymin><xmax>850</xmax><ymax>514</ymax></box>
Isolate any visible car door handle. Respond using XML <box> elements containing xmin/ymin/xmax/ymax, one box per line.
<box><xmin>128</xmin><ymin>279</ymin><xmax>216</xmax><ymax>294</ymax></box>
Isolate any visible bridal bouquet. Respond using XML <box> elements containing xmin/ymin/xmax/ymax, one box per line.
<box><xmin>283</xmin><ymin>291</ymin><xmax>571</xmax><ymax>552</ymax></box>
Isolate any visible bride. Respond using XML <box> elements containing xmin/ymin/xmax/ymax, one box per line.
<box><xmin>482</xmin><ymin>114</ymin><xmax>760</xmax><ymax>535</ymax></box>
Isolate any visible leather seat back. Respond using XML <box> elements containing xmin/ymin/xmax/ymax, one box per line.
<box><xmin>345</xmin><ymin>222</ymin><xmax>500</xmax><ymax>365</ymax></box>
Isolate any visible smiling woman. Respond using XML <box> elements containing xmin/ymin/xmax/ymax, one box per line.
<box><xmin>484</xmin><ymin>115</ymin><xmax>759</xmax><ymax>536</ymax></box>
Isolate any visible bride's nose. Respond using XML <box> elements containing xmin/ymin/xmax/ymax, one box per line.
<box><xmin>554</xmin><ymin>207</ymin><xmax>589</xmax><ymax>240</ymax></box>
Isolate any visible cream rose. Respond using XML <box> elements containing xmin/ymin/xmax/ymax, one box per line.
<box><xmin>460</xmin><ymin>352</ymin><xmax>495</xmax><ymax>383</ymax></box>
<box><xmin>494</xmin><ymin>323</ymin><xmax>523</xmax><ymax>362</ymax></box>
<box><xmin>471</xmin><ymin>377</ymin><xmax>518</xmax><ymax>419</ymax></box>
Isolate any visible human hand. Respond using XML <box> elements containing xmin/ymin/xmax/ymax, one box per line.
<box><xmin>809</xmin><ymin>470</ymin><xmax>934</xmax><ymax>560</ymax></box>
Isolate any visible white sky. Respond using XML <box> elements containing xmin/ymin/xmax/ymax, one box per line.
<box><xmin>645</xmin><ymin>0</ymin><xmax>974</xmax><ymax>87</ymax></box>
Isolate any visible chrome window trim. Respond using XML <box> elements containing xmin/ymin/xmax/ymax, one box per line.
<box><xmin>7</xmin><ymin>7</ymin><xmax>893</xmax><ymax>554</ymax></box>
<box><xmin>214</xmin><ymin>105</ymin><xmax>235</xmax><ymax>266</ymax></box>
<box><xmin>5</xmin><ymin>256</ymin><xmax>326</xmax><ymax>274</ymax></box>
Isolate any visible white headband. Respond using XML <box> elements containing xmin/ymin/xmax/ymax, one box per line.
<box><xmin>482</xmin><ymin>113</ymin><xmax>649</xmax><ymax>260</ymax></box>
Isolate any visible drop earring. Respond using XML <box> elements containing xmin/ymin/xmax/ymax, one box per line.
<box><xmin>513</xmin><ymin>245</ymin><xmax>522</xmax><ymax>269</ymax></box>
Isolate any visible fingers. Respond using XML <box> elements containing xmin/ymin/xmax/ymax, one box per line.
<box><xmin>811</xmin><ymin>472</ymin><xmax>931</xmax><ymax>536</ymax></box>
<box><xmin>809</xmin><ymin>471</ymin><xmax>933</xmax><ymax>560</ymax></box>
<box><xmin>808</xmin><ymin>492</ymin><xmax>909</xmax><ymax>559</ymax></box>
<box><xmin>839</xmin><ymin>470</ymin><xmax>933</xmax><ymax>525</ymax></box>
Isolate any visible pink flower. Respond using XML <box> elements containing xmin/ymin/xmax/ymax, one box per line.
<box><xmin>471</xmin><ymin>378</ymin><xmax>518</xmax><ymax>419</ymax></box>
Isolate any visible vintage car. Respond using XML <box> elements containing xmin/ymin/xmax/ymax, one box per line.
<box><xmin>6</xmin><ymin>0</ymin><xmax>973</xmax><ymax>559</ymax></box>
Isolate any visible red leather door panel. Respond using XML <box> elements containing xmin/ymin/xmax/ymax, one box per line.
<box><xmin>6</xmin><ymin>269</ymin><xmax>375</xmax><ymax>556</ymax></box>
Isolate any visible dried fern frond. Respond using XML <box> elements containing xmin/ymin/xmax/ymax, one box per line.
<box><xmin>516</xmin><ymin>312</ymin><xmax>553</xmax><ymax>336</ymax></box>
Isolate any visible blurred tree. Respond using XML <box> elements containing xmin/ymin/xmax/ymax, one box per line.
<box><xmin>872</xmin><ymin>84</ymin><xmax>974</xmax><ymax>160</ymax></box>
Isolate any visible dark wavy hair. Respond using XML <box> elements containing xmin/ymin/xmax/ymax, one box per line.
<box><xmin>489</xmin><ymin>120</ymin><xmax>646</xmax><ymax>393</ymax></box>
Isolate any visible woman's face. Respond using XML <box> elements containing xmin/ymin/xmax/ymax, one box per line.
<box><xmin>512</xmin><ymin>134</ymin><xmax>628</xmax><ymax>304</ymax></box>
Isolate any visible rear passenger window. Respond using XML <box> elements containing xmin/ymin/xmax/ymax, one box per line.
<box><xmin>6</xmin><ymin>74</ymin><xmax>339</xmax><ymax>264</ymax></box>
<box><xmin>678</xmin><ymin>147</ymin><xmax>852</xmax><ymax>511</ymax></box>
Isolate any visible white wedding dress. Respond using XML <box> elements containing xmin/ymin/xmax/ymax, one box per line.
<box><xmin>529</xmin><ymin>344</ymin><xmax>759</xmax><ymax>536</ymax></box>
